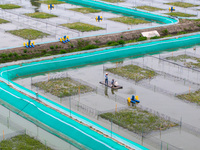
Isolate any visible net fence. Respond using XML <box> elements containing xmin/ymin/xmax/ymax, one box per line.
<box><xmin>0</xmin><ymin>113</ymin><xmax>26</xmax><ymax>142</ymax></box>
<box><xmin>31</xmin><ymin>71</ymin><xmax>200</xmax><ymax>138</ymax></box>
<box><xmin>103</xmin><ymin>57</ymin><xmax>200</xmax><ymax>97</ymax></box>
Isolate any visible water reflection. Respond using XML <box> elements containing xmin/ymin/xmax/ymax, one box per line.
<box><xmin>104</xmin><ymin>86</ymin><xmax>108</xmax><ymax>96</ymax></box>
<box><xmin>104</xmin><ymin>87</ymin><xmax>118</xmax><ymax>95</ymax></box>
<box><xmin>111</xmin><ymin>88</ymin><xmax>118</xmax><ymax>95</ymax></box>
<box><xmin>30</xmin><ymin>0</ymin><xmax>41</xmax><ymax>12</ymax></box>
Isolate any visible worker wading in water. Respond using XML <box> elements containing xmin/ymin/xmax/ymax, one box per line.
<box><xmin>105</xmin><ymin>73</ymin><xmax>108</xmax><ymax>85</ymax></box>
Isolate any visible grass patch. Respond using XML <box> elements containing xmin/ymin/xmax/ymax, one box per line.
<box><xmin>0</xmin><ymin>18</ymin><xmax>9</xmax><ymax>24</ymax></box>
<box><xmin>0</xmin><ymin>134</ymin><xmax>52</xmax><ymax>150</ymax></box>
<box><xmin>166</xmin><ymin>54</ymin><xmax>192</xmax><ymax>62</ymax></box>
<box><xmin>101</xmin><ymin>0</ymin><xmax>125</xmax><ymax>3</ymax></box>
<box><xmin>165</xmin><ymin>12</ymin><xmax>196</xmax><ymax>17</ymax></box>
<box><xmin>0</xmin><ymin>4</ymin><xmax>21</xmax><ymax>9</ymax></box>
<box><xmin>188</xmin><ymin>19</ymin><xmax>200</xmax><ymax>22</ymax></box>
<box><xmin>164</xmin><ymin>2</ymin><xmax>198</xmax><ymax>8</ymax></box>
<box><xmin>177</xmin><ymin>90</ymin><xmax>200</xmax><ymax>105</ymax></box>
<box><xmin>166</xmin><ymin>54</ymin><xmax>200</xmax><ymax>68</ymax></box>
<box><xmin>37</xmin><ymin>0</ymin><xmax>65</xmax><ymax>4</ymax></box>
<box><xmin>108</xmin><ymin>17</ymin><xmax>150</xmax><ymax>25</ymax></box>
<box><xmin>136</xmin><ymin>6</ymin><xmax>164</xmax><ymax>11</ymax></box>
<box><xmin>69</xmin><ymin>7</ymin><xmax>101</xmax><ymax>14</ymax></box>
<box><xmin>61</xmin><ymin>22</ymin><xmax>104</xmax><ymax>32</ymax></box>
<box><xmin>7</xmin><ymin>29</ymin><xmax>49</xmax><ymax>40</ymax></box>
<box><xmin>106</xmin><ymin>65</ymin><xmax>157</xmax><ymax>82</ymax></box>
<box><xmin>100</xmin><ymin>108</ymin><xmax>177</xmax><ymax>134</ymax></box>
<box><xmin>33</xmin><ymin>77</ymin><xmax>93</xmax><ymax>97</ymax></box>
<box><xmin>24</xmin><ymin>12</ymin><xmax>57</xmax><ymax>19</ymax></box>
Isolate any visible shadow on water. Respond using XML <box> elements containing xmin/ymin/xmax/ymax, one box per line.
<box><xmin>111</xmin><ymin>88</ymin><xmax>118</xmax><ymax>95</ymax></box>
<box><xmin>104</xmin><ymin>86</ymin><xmax>118</xmax><ymax>96</ymax></box>
<box><xmin>104</xmin><ymin>86</ymin><xmax>108</xmax><ymax>96</ymax></box>
<box><xmin>30</xmin><ymin>0</ymin><xmax>41</xmax><ymax>12</ymax></box>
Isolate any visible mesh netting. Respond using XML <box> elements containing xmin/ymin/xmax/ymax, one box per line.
<box><xmin>0</xmin><ymin>34</ymin><xmax>199</xmax><ymax>149</ymax></box>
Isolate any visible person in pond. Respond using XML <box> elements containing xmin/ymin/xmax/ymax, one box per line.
<box><xmin>105</xmin><ymin>73</ymin><xmax>108</xmax><ymax>85</ymax></box>
<box><xmin>111</xmin><ymin>79</ymin><xmax>118</xmax><ymax>87</ymax></box>
<box><xmin>111</xmin><ymin>79</ymin><xmax>115</xmax><ymax>87</ymax></box>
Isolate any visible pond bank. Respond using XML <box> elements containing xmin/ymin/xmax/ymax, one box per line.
<box><xmin>0</xmin><ymin>19</ymin><xmax>200</xmax><ymax>57</ymax></box>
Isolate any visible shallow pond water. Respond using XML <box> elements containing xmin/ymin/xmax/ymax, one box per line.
<box><xmin>0</xmin><ymin>105</ymin><xmax>78</xmax><ymax>150</ymax></box>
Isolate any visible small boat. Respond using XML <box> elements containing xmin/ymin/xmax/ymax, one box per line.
<box><xmin>99</xmin><ymin>81</ymin><xmax>123</xmax><ymax>89</ymax></box>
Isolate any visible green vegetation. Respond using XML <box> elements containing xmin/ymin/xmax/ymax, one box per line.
<box><xmin>177</xmin><ymin>90</ymin><xmax>200</xmax><ymax>105</ymax></box>
<box><xmin>106</xmin><ymin>65</ymin><xmax>157</xmax><ymax>82</ymax></box>
<box><xmin>137</xmin><ymin>36</ymin><xmax>147</xmax><ymax>41</ymax></box>
<box><xmin>166</xmin><ymin>54</ymin><xmax>192</xmax><ymax>62</ymax></box>
<box><xmin>60</xmin><ymin>49</ymin><xmax>67</xmax><ymax>54</ymax></box>
<box><xmin>150</xmin><ymin>36</ymin><xmax>160</xmax><ymax>39</ymax></box>
<box><xmin>69</xmin><ymin>7</ymin><xmax>101</xmax><ymax>14</ymax></box>
<box><xmin>0</xmin><ymin>18</ymin><xmax>9</xmax><ymax>24</ymax></box>
<box><xmin>164</xmin><ymin>2</ymin><xmax>198</xmax><ymax>8</ymax></box>
<box><xmin>106</xmin><ymin>35</ymin><xmax>147</xmax><ymax>46</ymax></box>
<box><xmin>0</xmin><ymin>40</ymin><xmax>99</xmax><ymax>63</ymax></box>
<box><xmin>50</xmin><ymin>45</ymin><xmax>54</xmax><ymax>49</ymax></box>
<box><xmin>33</xmin><ymin>77</ymin><xmax>93</xmax><ymax>97</ymax></box>
<box><xmin>165</xmin><ymin>12</ymin><xmax>196</xmax><ymax>17</ymax></box>
<box><xmin>107</xmin><ymin>40</ymin><xmax>125</xmax><ymax>46</ymax></box>
<box><xmin>108</xmin><ymin>17</ymin><xmax>150</xmax><ymax>25</ymax></box>
<box><xmin>24</xmin><ymin>12</ymin><xmax>57</xmax><ymax>19</ymax></box>
<box><xmin>0</xmin><ymin>4</ymin><xmax>21</xmax><ymax>9</ymax></box>
<box><xmin>0</xmin><ymin>134</ymin><xmax>52</xmax><ymax>150</ymax></box>
<box><xmin>76</xmin><ymin>40</ymin><xmax>99</xmax><ymax>50</ymax></box>
<box><xmin>38</xmin><ymin>0</ymin><xmax>65</xmax><ymax>4</ymax></box>
<box><xmin>177</xmin><ymin>31</ymin><xmax>187</xmax><ymax>35</ymax></box>
<box><xmin>166</xmin><ymin>54</ymin><xmax>200</xmax><ymax>68</ymax></box>
<box><xmin>190</xmin><ymin>19</ymin><xmax>200</xmax><ymax>22</ymax></box>
<box><xmin>162</xmin><ymin>29</ymin><xmax>168</xmax><ymax>35</ymax></box>
<box><xmin>7</xmin><ymin>29</ymin><xmax>49</xmax><ymax>40</ymax></box>
<box><xmin>136</xmin><ymin>6</ymin><xmax>164</xmax><ymax>11</ymax></box>
<box><xmin>101</xmin><ymin>0</ymin><xmax>125</xmax><ymax>3</ymax></box>
<box><xmin>24</xmin><ymin>49</ymin><xmax>27</xmax><ymax>53</ymax></box>
<box><xmin>100</xmin><ymin>108</ymin><xmax>177</xmax><ymax>134</ymax></box>
<box><xmin>61</xmin><ymin>22</ymin><xmax>104</xmax><ymax>32</ymax></box>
